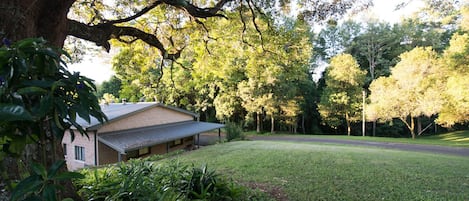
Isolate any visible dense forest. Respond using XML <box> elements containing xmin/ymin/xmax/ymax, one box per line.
<box><xmin>97</xmin><ymin>1</ymin><xmax>469</xmax><ymax>137</ymax></box>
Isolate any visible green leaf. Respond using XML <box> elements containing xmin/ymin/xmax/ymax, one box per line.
<box><xmin>47</xmin><ymin>160</ymin><xmax>65</xmax><ymax>179</ymax></box>
<box><xmin>7</xmin><ymin>135</ymin><xmax>28</xmax><ymax>155</ymax></box>
<box><xmin>17</xmin><ymin>86</ymin><xmax>48</xmax><ymax>95</ymax></box>
<box><xmin>10</xmin><ymin>175</ymin><xmax>42</xmax><ymax>201</ymax></box>
<box><xmin>0</xmin><ymin>104</ymin><xmax>33</xmax><ymax>121</ymax></box>
<box><xmin>31</xmin><ymin>163</ymin><xmax>47</xmax><ymax>179</ymax></box>
<box><xmin>42</xmin><ymin>185</ymin><xmax>57</xmax><ymax>201</ymax></box>
<box><xmin>53</xmin><ymin>171</ymin><xmax>85</xmax><ymax>181</ymax></box>
<box><xmin>22</xmin><ymin>80</ymin><xmax>54</xmax><ymax>88</ymax></box>
<box><xmin>37</xmin><ymin>95</ymin><xmax>53</xmax><ymax>117</ymax></box>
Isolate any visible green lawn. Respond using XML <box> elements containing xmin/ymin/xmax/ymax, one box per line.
<box><xmin>164</xmin><ymin>140</ymin><xmax>469</xmax><ymax>201</ymax></box>
<box><xmin>246</xmin><ymin>130</ymin><xmax>469</xmax><ymax>148</ymax></box>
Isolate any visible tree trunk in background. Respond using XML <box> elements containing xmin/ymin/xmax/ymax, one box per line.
<box><xmin>271</xmin><ymin>116</ymin><xmax>275</xmax><ymax>134</ymax></box>
<box><xmin>302</xmin><ymin>114</ymin><xmax>305</xmax><ymax>134</ymax></box>
<box><xmin>411</xmin><ymin>117</ymin><xmax>415</xmax><ymax>139</ymax></box>
<box><xmin>417</xmin><ymin>116</ymin><xmax>422</xmax><ymax>135</ymax></box>
<box><xmin>372</xmin><ymin>121</ymin><xmax>376</xmax><ymax>136</ymax></box>
<box><xmin>256</xmin><ymin>112</ymin><xmax>261</xmax><ymax>133</ymax></box>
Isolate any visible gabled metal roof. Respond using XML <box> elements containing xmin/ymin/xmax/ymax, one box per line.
<box><xmin>98</xmin><ymin>121</ymin><xmax>224</xmax><ymax>154</ymax></box>
<box><xmin>76</xmin><ymin>102</ymin><xmax>199</xmax><ymax>130</ymax></box>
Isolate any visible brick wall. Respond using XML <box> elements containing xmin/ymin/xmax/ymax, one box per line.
<box><xmin>99</xmin><ymin>106</ymin><xmax>194</xmax><ymax>133</ymax></box>
<box><xmin>62</xmin><ymin>130</ymin><xmax>97</xmax><ymax>171</ymax></box>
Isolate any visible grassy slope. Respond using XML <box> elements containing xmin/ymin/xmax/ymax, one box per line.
<box><xmin>167</xmin><ymin>141</ymin><xmax>469</xmax><ymax>201</ymax></box>
<box><xmin>247</xmin><ymin>130</ymin><xmax>469</xmax><ymax>148</ymax></box>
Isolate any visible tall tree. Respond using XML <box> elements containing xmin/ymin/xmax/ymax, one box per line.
<box><xmin>318</xmin><ymin>54</ymin><xmax>366</xmax><ymax>135</ymax></box>
<box><xmin>367</xmin><ymin>47</ymin><xmax>440</xmax><ymax>138</ymax></box>
<box><xmin>436</xmin><ymin>32</ymin><xmax>469</xmax><ymax>126</ymax></box>
<box><xmin>96</xmin><ymin>75</ymin><xmax>122</xmax><ymax>99</ymax></box>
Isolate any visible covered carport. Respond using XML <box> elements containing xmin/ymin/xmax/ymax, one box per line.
<box><xmin>97</xmin><ymin>120</ymin><xmax>225</xmax><ymax>162</ymax></box>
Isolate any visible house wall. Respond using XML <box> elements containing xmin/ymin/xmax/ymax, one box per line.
<box><xmin>62</xmin><ymin>129</ymin><xmax>96</xmax><ymax>171</ymax></box>
<box><xmin>121</xmin><ymin>136</ymin><xmax>195</xmax><ymax>161</ymax></box>
<box><xmin>99</xmin><ymin>106</ymin><xmax>194</xmax><ymax>133</ymax></box>
<box><xmin>98</xmin><ymin>142</ymin><xmax>119</xmax><ymax>165</ymax></box>
<box><xmin>169</xmin><ymin>136</ymin><xmax>194</xmax><ymax>152</ymax></box>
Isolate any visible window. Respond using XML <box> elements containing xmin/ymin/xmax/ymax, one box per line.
<box><xmin>139</xmin><ymin>147</ymin><xmax>150</xmax><ymax>155</ymax></box>
<box><xmin>63</xmin><ymin>144</ymin><xmax>67</xmax><ymax>155</ymax></box>
<box><xmin>127</xmin><ymin>147</ymin><xmax>150</xmax><ymax>159</ymax></box>
<box><xmin>169</xmin><ymin>139</ymin><xmax>183</xmax><ymax>147</ymax></box>
<box><xmin>75</xmin><ymin>146</ymin><xmax>85</xmax><ymax>161</ymax></box>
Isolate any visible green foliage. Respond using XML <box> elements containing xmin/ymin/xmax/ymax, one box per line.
<box><xmin>10</xmin><ymin>160</ymin><xmax>84</xmax><ymax>201</ymax></box>
<box><xmin>0</xmin><ymin>38</ymin><xmax>107</xmax><ymax>198</ymax></box>
<box><xmin>96</xmin><ymin>75</ymin><xmax>121</xmax><ymax>99</ymax></box>
<box><xmin>76</xmin><ymin>159</ymin><xmax>266</xmax><ymax>201</ymax></box>
<box><xmin>368</xmin><ymin>47</ymin><xmax>440</xmax><ymax>138</ymax></box>
<box><xmin>318</xmin><ymin>54</ymin><xmax>366</xmax><ymax>135</ymax></box>
<box><xmin>436</xmin><ymin>33</ymin><xmax>469</xmax><ymax>126</ymax></box>
<box><xmin>225</xmin><ymin>122</ymin><xmax>245</xmax><ymax>142</ymax></box>
<box><xmin>111</xmin><ymin>11</ymin><xmax>315</xmax><ymax>133</ymax></box>
<box><xmin>0</xmin><ymin>38</ymin><xmax>106</xmax><ymax>156</ymax></box>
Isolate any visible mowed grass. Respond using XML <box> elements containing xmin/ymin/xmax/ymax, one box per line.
<box><xmin>166</xmin><ymin>141</ymin><xmax>469</xmax><ymax>201</ymax></box>
<box><xmin>247</xmin><ymin>130</ymin><xmax>469</xmax><ymax>148</ymax></box>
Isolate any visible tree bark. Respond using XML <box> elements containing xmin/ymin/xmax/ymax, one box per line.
<box><xmin>346</xmin><ymin>113</ymin><xmax>351</xmax><ymax>136</ymax></box>
<box><xmin>400</xmin><ymin>116</ymin><xmax>416</xmax><ymax>139</ymax></box>
<box><xmin>417</xmin><ymin>116</ymin><xmax>422</xmax><ymax>135</ymax></box>
<box><xmin>0</xmin><ymin>1</ymin><xmax>81</xmax><ymax>199</ymax></box>
<box><xmin>256</xmin><ymin>112</ymin><xmax>261</xmax><ymax>133</ymax></box>
<box><xmin>0</xmin><ymin>0</ymin><xmax>74</xmax><ymax>47</ymax></box>
<box><xmin>271</xmin><ymin>115</ymin><xmax>275</xmax><ymax>134</ymax></box>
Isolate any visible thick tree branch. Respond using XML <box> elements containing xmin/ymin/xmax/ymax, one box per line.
<box><xmin>101</xmin><ymin>0</ymin><xmax>163</xmax><ymax>25</ymax></box>
<box><xmin>161</xmin><ymin>0</ymin><xmax>231</xmax><ymax>19</ymax></box>
<box><xmin>68</xmin><ymin>19</ymin><xmax>181</xmax><ymax>60</ymax></box>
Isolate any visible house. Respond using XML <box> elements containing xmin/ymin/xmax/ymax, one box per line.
<box><xmin>62</xmin><ymin>102</ymin><xmax>224</xmax><ymax>170</ymax></box>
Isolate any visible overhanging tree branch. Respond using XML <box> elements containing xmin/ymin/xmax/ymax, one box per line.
<box><xmin>68</xmin><ymin>19</ymin><xmax>181</xmax><ymax>60</ymax></box>
<box><xmin>101</xmin><ymin>1</ymin><xmax>164</xmax><ymax>25</ymax></box>
<box><xmin>161</xmin><ymin>0</ymin><xmax>231</xmax><ymax>19</ymax></box>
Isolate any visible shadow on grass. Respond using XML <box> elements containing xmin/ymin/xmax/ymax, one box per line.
<box><xmin>426</xmin><ymin>130</ymin><xmax>469</xmax><ymax>142</ymax></box>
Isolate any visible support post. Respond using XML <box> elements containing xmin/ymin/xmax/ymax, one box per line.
<box><xmin>94</xmin><ymin>131</ymin><xmax>98</xmax><ymax>166</ymax></box>
<box><xmin>218</xmin><ymin>128</ymin><xmax>221</xmax><ymax>143</ymax></box>
<box><xmin>166</xmin><ymin>142</ymin><xmax>169</xmax><ymax>153</ymax></box>
<box><xmin>362</xmin><ymin>90</ymin><xmax>366</xmax><ymax>137</ymax></box>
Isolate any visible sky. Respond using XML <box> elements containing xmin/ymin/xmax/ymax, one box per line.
<box><xmin>68</xmin><ymin>0</ymin><xmax>424</xmax><ymax>84</ymax></box>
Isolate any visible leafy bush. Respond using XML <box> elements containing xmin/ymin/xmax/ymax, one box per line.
<box><xmin>75</xmin><ymin>159</ymin><xmax>268</xmax><ymax>200</ymax></box>
<box><xmin>225</xmin><ymin>122</ymin><xmax>245</xmax><ymax>142</ymax></box>
<box><xmin>0</xmin><ymin>38</ymin><xmax>105</xmax><ymax>200</ymax></box>
<box><xmin>10</xmin><ymin>160</ymin><xmax>83</xmax><ymax>201</ymax></box>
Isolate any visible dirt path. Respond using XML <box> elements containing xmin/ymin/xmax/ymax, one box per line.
<box><xmin>198</xmin><ymin>133</ymin><xmax>469</xmax><ymax>157</ymax></box>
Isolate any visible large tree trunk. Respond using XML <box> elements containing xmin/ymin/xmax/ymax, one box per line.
<box><xmin>0</xmin><ymin>0</ymin><xmax>74</xmax><ymax>46</ymax></box>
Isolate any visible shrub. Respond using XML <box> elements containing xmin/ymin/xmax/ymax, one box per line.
<box><xmin>225</xmin><ymin>122</ymin><xmax>245</xmax><ymax>142</ymax></box>
<box><xmin>75</xmin><ymin>159</ymin><xmax>269</xmax><ymax>200</ymax></box>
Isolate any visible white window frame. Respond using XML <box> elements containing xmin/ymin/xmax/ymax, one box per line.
<box><xmin>75</xmin><ymin>146</ymin><xmax>85</xmax><ymax>161</ymax></box>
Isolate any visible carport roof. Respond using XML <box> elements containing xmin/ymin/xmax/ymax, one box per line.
<box><xmin>98</xmin><ymin>121</ymin><xmax>224</xmax><ymax>154</ymax></box>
